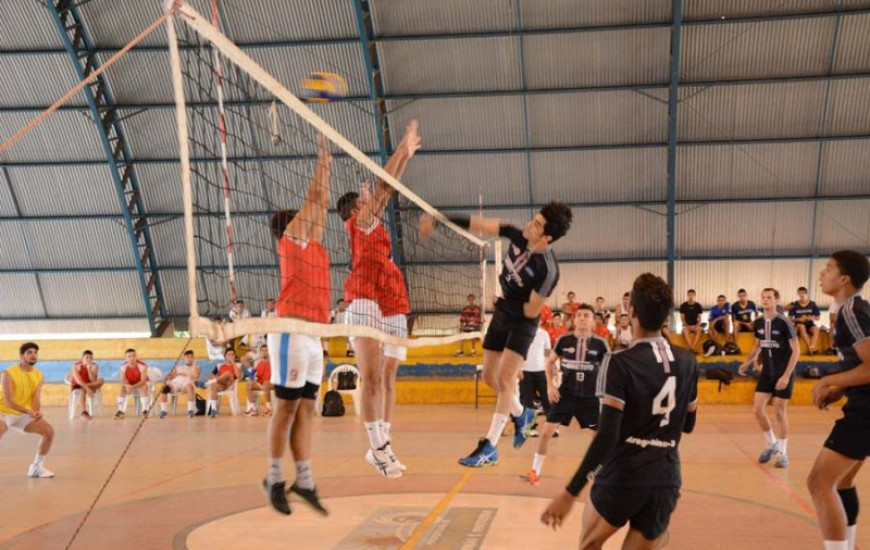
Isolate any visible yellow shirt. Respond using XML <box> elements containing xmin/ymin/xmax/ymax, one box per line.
<box><xmin>0</xmin><ymin>365</ymin><xmax>43</xmax><ymax>416</ymax></box>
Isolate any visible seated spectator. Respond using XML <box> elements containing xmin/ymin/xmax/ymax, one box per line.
<box><xmin>614</xmin><ymin>314</ymin><xmax>633</xmax><ymax>349</ymax></box>
<box><xmin>561</xmin><ymin>291</ymin><xmax>580</xmax><ymax>318</ymax></box>
<box><xmin>593</xmin><ymin>296</ymin><xmax>611</xmax><ymax>327</ymax></box>
<box><xmin>70</xmin><ymin>350</ymin><xmax>104</xmax><ymax>420</ymax></box>
<box><xmin>245</xmin><ymin>345</ymin><xmax>273</xmax><ymax>416</ymax></box>
<box><xmin>788</xmin><ymin>286</ymin><xmax>821</xmax><ymax>354</ymax></box>
<box><xmin>539</xmin><ymin>303</ymin><xmax>554</xmax><ymax>328</ymax></box>
<box><xmin>158</xmin><ymin>350</ymin><xmax>200</xmax><ymax>418</ymax></box>
<box><xmin>545</xmin><ymin>313</ymin><xmax>568</xmax><ymax>346</ymax></box>
<box><xmin>614</xmin><ymin>291</ymin><xmax>631</xmax><ymax>320</ymax></box>
<box><xmin>229</xmin><ymin>300</ymin><xmax>251</xmax><ymax>321</ymax></box>
<box><xmin>679</xmin><ymin>289</ymin><xmax>703</xmax><ymax>353</ymax></box>
<box><xmin>261</xmin><ymin>299</ymin><xmax>276</xmax><ymax>318</ymax></box>
<box><xmin>206</xmin><ymin>348</ymin><xmax>241</xmax><ymax>418</ymax></box>
<box><xmin>708</xmin><ymin>294</ymin><xmax>733</xmax><ymax>343</ymax></box>
<box><xmin>731</xmin><ymin>288</ymin><xmax>757</xmax><ymax>335</ymax></box>
<box><xmin>458</xmin><ymin>294</ymin><xmax>483</xmax><ymax>357</ymax></box>
<box><xmin>593</xmin><ymin>312</ymin><xmax>611</xmax><ymax>341</ymax></box>
<box><xmin>115</xmin><ymin>349</ymin><xmax>149</xmax><ymax>419</ymax></box>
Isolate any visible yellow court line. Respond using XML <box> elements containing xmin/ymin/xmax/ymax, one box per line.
<box><xmin>398</xmin><ymin>468</ymin><xmax>476</xmax><ymax>550</ymax></box>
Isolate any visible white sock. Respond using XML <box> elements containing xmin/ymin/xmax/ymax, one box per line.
<box><xmin>486</xmin><ymin>413</ymin><xmax>509</xmax><ymax>446</ymax></box>
<box><xmin>532</xmin><ymin>453</ymin><xmax>546</xmax><ymax>475</ymax></box>
<box><xmin>377</xmin><ymin>419</ymin><xmax>388</xmax><ymax>443</ymax></box>
<box><xmin>763</xmin><ymin>429</ymin><xmax>776</xmax><ymax>447</ymax></box>
<box><xmin>847</xmin><ymin>526</ymin><xmax>856</xmax><ymax>550</ymax></box>
<box><xmin>295</xmin><ymin>459</ymin><xmax>314</xmax><ymax>490</ymax></box>
<box><xmin>160</xmin><ymin>402</ymin><xmax>167</xmax><ymax>412</ymax></box>
<box><xmin>267</xmin><ymin>457</ymin><xmax>283</xmax><ymax>485</ymax></box>
<box><xmin>382</xmin><ymin>422</ymin><xmax>392</xmax><ymax>441</ymax></box>
<box><xmin>207</xmin><ymin>399</ymin><xmax>217</xmax><ymax>413</ymax></box>
<box><xmin>365</xmin><ymin>421</ymin><xmax>385</xmax><ymax>449</ymax></box>
<box><xmin>823</xmin><ymin>541</ymin><xmax>848</xmax><ymax>550</ymax></box>
<box><xmin>511</xmin><ymin>393</ymin><xmax>524</xmax><ymax>417</ymax></box>
<box><xmin>246</xmin><ymin>401</ymin><xmax>254</xmax><ymax>411</ymax></box>
<box><xmin>187</xmin><ymin>402</ymin><xmax>195</xmax><ymax>412</ymax></box>
<box><xmin>33</xmin><ymin>454</ymin><xmax>45</xmax><ymax>466</ymax></box>
<box><xmin>778</xmin><ymin>438</ymin><xmax>788</xmax><ymax>455</ymax></box>
<box><xmin>139</xmin><ymin>395</ymin><xmax>149</xmax><ymax>412</ymax></box>
<box><xmin>117</xmin><ymin>397</ymin><xmax>125</xmax><ymax>412</ymax></box>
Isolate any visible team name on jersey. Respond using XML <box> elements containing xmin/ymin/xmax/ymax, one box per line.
<box><xmin>561</xmin><ymin>361</ymin><xmax>597</xmax><ymax>371</ymax></box>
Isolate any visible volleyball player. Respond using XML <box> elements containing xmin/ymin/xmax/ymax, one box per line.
<box><xmin>0</xmin><ymin>342</ymin><xmax>55</xmax><ymax>478</ymax></box>
<box><xmin>336</xmin><ymin>120</ymin><xmax>421</xmax><ymax>479</ymax></box>
<box><xmin>541</xmin><ymin>273</ymin><xmax>698</xmax><ymax>549</ymax></box>
<box><xmin>421</xmin><ymin>201</ymin><xmax>573</xmax><ymax>467</ymax></box>
<box><xmin>264</xmin><ymin>135</ymin><xmax>332</xmax><ymax>516</ymax></box>
<box><xmin>807</xmin><ymin>251</ymin><xmax>870</xmax><ymax>550</ymax></box>
<box><xmin>738</xmin><ymin>288</ymin><xmax>800</xmax><ymax>468</ymax></box>
<box><xmin>70</xmin><ymin>350</ymin><xmax>104</xmax><ymax>420</ymax></box>
<box><xmin>114</xmin><ymin>349</ymin><xmax>149</xmax><ymax>419</ymax></box>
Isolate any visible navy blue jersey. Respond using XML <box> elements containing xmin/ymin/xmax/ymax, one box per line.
<box><xmin>833</xmin><ymin>293</ymin><xmax>870</xmax><ymax>402</ymax></box>
<box><xmin>788</xmin><ymin>300</ymin><xmax>820</xmax><ymax>324</ymax></box>
<box><xmin>709</xmin><ymin>303</ymin><xmax>730</xmax><ymax>321</ymax></box>
<box><xmin>595</xmin><ymin>338</ymin><xmax>699</xmax><ymax>488</ymax></box>
<box><xmin>752</xmin><ymin>313</ymin><xmax>798</xmax><ymax>377</ymax></box>
<box><xmin>553</xmin><ymin>333</ymin><xmax>610</xmax><ymax>398</ymax></box>
<box><xmin>497</xmin><ymin>225</ymin><xmax>559</xmax><ymax>317</ymax></box>
<box><xmin>731</xmin><ymin>300</ymin><xmax>757</xmax><ymax>323</ymax></box>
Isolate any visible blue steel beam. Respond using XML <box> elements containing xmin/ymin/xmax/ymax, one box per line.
<box><xmin>666</xmin><ymin>0</ymin><xmax>684</xmax><ymax>290</ymax></box>
<box><xmin>44</xmin><ymin>0</ymin><xmax>169</xmax><ymax>336</ymax></box>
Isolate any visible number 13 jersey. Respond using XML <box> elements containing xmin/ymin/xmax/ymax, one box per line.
<box><xmin>595</xmin><ymin>337</ymin><xmax>699</xmax><ymax>488</ymax></box>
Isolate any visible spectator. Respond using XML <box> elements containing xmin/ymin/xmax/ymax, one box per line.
<box><xmin>261</xmin><ymin>299</ymin><xmax>276</xmax><ymax>318</ymax></box>
<box><xmin>157</xmin><ymin>350</ymin><xmax>200</xmax><ymax>418</ymax></box>
<box><xmin>458</xmin><ymin>294</ymin><xmax>483</xmax><ymax>357</ymax></box>
<box><xmin>679</xmin><ymin>289</ymin><xmax>703</xmax><ymax>353</ymax></box>
<box><xmin>614</xmin><ymin>314</ymin><xmax>633</xmax><ymax>349</ymax></box>
<box><xmin>70</xmin><ymin>350</ymin><xmax>104</xmax><ymax>420</ymax></box>
<box><xmin>614</xmin><ymin>292</ymin><xmax>631</xmax><ymax>321</ymax></box>
<box><xmin>539</xmin><ymin>303</ymin><xmax>554</xmax><ymax>328</ymax></box>
<box><xmin>708</xmin><ymin>294</ymin><xmax>734</xmax><ymax>343</ymax></box>
<box><xmin>229</xmin><ymin>300</ymin><xmax>251</xmax><ymax>321</ymax></box>
<box><xmin>545</xmin><ymin>313</ymin><xmax>568</xmax><ymax>346</ymax></box>
<box><xmin>245</xmin><ymin>345</ymin><xmax>272</xmax><ymax>416</ymax></box>
<box><xmin>561</xmin><ymin>291</ymin><xmax>580</xmax><ymax>318</ymax></box>
<box><xmin>787</xmin><ymin>286</ymin><xmax>821</xmax><ymax>355</ymax></box>
<box><xmin>731</xmin><ymin>288</ymin><xmax>758</xmax><ymax>336</ymax></box>
<box><xmin>115</xmin><ymin>349</ymin><xmax>149</xmax><ymax>419</ymax></box>
<box><xmin>593</xmin><ymin>312</ymin><xmax>611</xmax><ymax>341</ymax></box>
<box><xmin>594</xmin><ymin>296</ymin><xmax>611</xmax><ymax>327</ymax></box>
<box><xmin>206</xmin><ymin>348</ymin><xmax>241</xmax><ymax>418</ymax></box>
<box><xmin>519</xmin><ymin>326</ymin><xmax>552</xmax><ymax>425</ymax></box>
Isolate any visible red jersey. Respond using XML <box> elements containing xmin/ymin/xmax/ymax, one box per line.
<box><xmin>344</xmin><ymin>216</ymin><xmax>409</xmax><ymax>316</ymax></box>
<box><xmin>562</xmin><ymin>302</ymin><xmax>580</xmax><ymax>317</ymax></box>
<box><xmin>545</xmin><ymin>325</ymin><xmax>568</xmax><ymax>346</ymax></box>
<box><xmin>123</xmin><ymin>361</ymin><xmax>146</xmax><ymax>384</ymax></box>
<box><xmin>275</xmin><ymin>235</ymin><xmax>331</xmax><ymax>323</ymax></box>
<box><xmin>217</xmin><ymin>362</ymin><xmax>237</xmax><ymax>380</ymax></box>
<box><xmin>539</xmin><ymin>304</ymin><xmax>553</xmax><ymax>327</ymax></box>
<box><xmin>594</xmin><ymin>324</ymin><xmax>612</xmax><ymax>340</ymax></box>
<box><xmin>72</xmin><ymin>361</ymin><xmax>92</xmax><ymax>386</ymax></box>
<box><xmin>460</xmin><ymin>305</ymin><xmax>482</xmax><ymax>332</ymax></box>
<box><xmin>254</xmin><ymin>360</ymin><xmax>270</xmax><ymax>384</ymax></box>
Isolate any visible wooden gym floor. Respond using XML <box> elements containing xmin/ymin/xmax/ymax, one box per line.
<box><xmin>0</xmin><ymin>404</ymin><xmax>866</xmax><ymax>550</ymax></box>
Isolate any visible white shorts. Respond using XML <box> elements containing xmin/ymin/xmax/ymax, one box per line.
<box><xmin>169</xmin><ymin>376</ymin><xmax>193</xmax><ymax>392</ymax></box>
<box><xmin>0</xmin><ymin>412</ymin><xmax>35</xmax><ymax>434</ymax></box>
<box><xmin>345</xmin><ymin>299</ymin><xmax>408</xmax><ymax>361</ymax></box>
<box><xmin>268</xmin><ymin>333</ymin><xmax>324</xmax><ymax>389</ymax></box>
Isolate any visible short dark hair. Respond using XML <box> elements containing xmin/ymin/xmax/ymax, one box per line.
<box><xmin>539</xmin><ymin>201</ymin><xmax>572</xmax><ymax>243</ymax></box>
<box><xmin>738</xmin><ymin>288</ymin><xmax>747</xmax><ymax>294</ymax></box>
<box><xmin>623</xmin><ymin>292</ymin><xmax>630</xmax><ymax>298</ymax></box>
<box><xmin>717</xmin><ymin>294</ymin><xmax>726</xmax><ymax>300</ymax></box>
<box><xmin>224</xmin><ymin>348</ymin><xmax>235</xmax><ymax>357</ymax></box>
<box><xmin>762</xmin><ymin>287</ymin><xmax>780</xmax><ymax>300</ymax></box>
<box><xmin>270</xmin><ymin>210</ymin><xmax>297</xmax><ymax>240</ymax></box>
<box><xmin>576</xmin><ymin>303</ymin><xmax>594</xmax><ymax>314</ymax></box>
<box><xmin>260</xmin><ymin>344</ymin><xmax>268</xmax><ymax>350</ymax></box>
<box><xmin>687</xmin><ymin>289</ymin><xmax>696</xmax><ymax>294</ymax></box>
<box><xmin>567</xmin><ymin>291</ymin><xmax>576</xmax><ymax>297</ymax></box>
<box><xmin>831</xmin><ymin>250</ymin><xmax>870</xmax><ymax>289</ymax></box>
<box><xmin>124</xmin><ymin>348</ymin><xmax>136</xmax><ymax>354</ymax></box>
<box><xmin>19</xmin><ymin>342</ymin><xmax>39</xmax><ymax>355</ymax></box>
<box><xmin>596</xmin><ymin>296</ymin><xmax>604</xmax><ymax>301</ymax></box>
<box><xmin>797</xmin><ymin>286</ymin><xmax>808</xmax><ymax>293</ymax></box>
<box><xmin>183</xmin><ymin>350</ymin><xmax>194</xmax><ymax>357</ymax></box>
<box><xmin>594</xmin><ymin>312</ymin><xmax>605</xmax><ymax>321</ymax></box>
<box><xmin>630</xmin><ymin>273</ymin><xmax>674</xmax><ymax>331</ymax></box>
<box><xmin>82</xmin><ymin>350</ymin><xmax>93</xmax><ymax>357</ymax></box>
<box><xmin>337</xmin><ymin>191</ymin><xmax>359</xmax><ymax>221</ymax></box>
<box><xmin>467</xmin><ymin>294</ymin><xmax>475</xmax><ymax>300</ymax></box>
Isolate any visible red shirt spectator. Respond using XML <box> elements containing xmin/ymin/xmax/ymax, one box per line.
<box><xmin>460</xmin><ymin>294</ymin><xmax>483</xmax><ymax>332</ymax></box>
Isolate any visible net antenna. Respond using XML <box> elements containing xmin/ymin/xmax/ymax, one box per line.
<box><xmin>166</xmin><ymin>1</ymin><xmax>489</xmax><ymax>348</ymax></box>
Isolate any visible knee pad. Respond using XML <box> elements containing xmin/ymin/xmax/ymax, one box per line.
<box><xmin>838</xmin><ymin>487</ymin><xmax>859</xmax><ymax>526</ymax></box>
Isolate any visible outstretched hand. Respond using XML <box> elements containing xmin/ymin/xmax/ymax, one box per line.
<box><xmin>402</xmin><ymin>119</ymin><xmax>422</xmax><ymax>158</ymax></box>
<box><xmin>419</xmin><ymin>214</ymin><xmax>436</xmax><ymax>240</ymax></box>
<box><xmin>541</xmin><ymin>490</ymin><xmax>576</xmax><ymax>531</ymax></box>
<box><xmin>317</xmin><ymin>134</ymin><xmax>332</xmax><ymax>166</ymax></box>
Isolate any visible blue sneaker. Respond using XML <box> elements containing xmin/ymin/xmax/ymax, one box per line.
<box><xmin>458</xmin><ymin>438</ymin><xmax>498</xmax><ymax>468</ymax></box>
<box><xmin>187</xmin><ymin>410</ymin><xmax>195</xmax><ymax>418</ymax></box>
<box><xmin>208</xmin><ymin>408</ymin><xmax>218</xmax><ymax>419</ymax></box>
<box><xmin>158</xmin><ymin>411</ymin><xmax>168</xmax><ymax>419</ymax></box>
<box><xmin>775</xmin><ymin>454</ymin><xmax>789</xmax><ymax>468</ymax></box>
<box><xmin>758</xmin><ymin>444</ymin><xmax>777</xmax><ymax>464</ymax></box>
<box><xmin>512</xmin><ymin>408</ymin><xmax>535</xmax><ymax>449</ymax></box>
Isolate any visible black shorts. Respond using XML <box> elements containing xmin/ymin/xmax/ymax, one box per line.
<box><xmin>710</xmin><ymin>317</ymin><xmax>728</xmax><ymax>331</ymax></box>
<box><xmin>591</xmin><ymin>484</ymin><xmax>681</xmax><ymax>541</ymax></box>
<box><xmin>546</xmin><ymin>394</ymin><xmax>599</xmax><ymax>429</ymax></box>
<box><xmin>274</xmin><ymin>381</ymin><xmax>319</xmax><ymax>401</ymax></box>
<box><xmin>483</xmin><ymin>306</ymin><xmax>538</xmax><ymax>360</ymax></box>
<box><xmin>824</xmin><ymin>403</ymin><xmax>870</xmax><ymax>460</ymax></box>
<box><xmin>755</xmin><ymin>371</ymin><xmax>795</xmax><ymax>400</ymax></box>
<box><xmin>519</xmin><ymin>371</ymin><xmax>550</xmax><ymax>411</ymax></box>
<box><xmin>733</xmin><ymin>321</ymin><xmax>753</xmax><ymax>332</ymax></box>
<box><xmin>795</xmin><ymin>321</ymin><xmax>817</xmax><ymax>330</ymax></box>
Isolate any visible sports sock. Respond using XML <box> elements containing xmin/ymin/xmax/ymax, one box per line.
<box><xmin>486</xmin><ymin>413</ymin><xmax>509</xmax><ymax>446</ymax></box>
<box><xmin>295</xmin><ymin>460</ymin><xmax>314</xmax><ymax>490</ymax></box>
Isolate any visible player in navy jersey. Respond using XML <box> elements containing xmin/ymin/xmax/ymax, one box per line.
<box><xmin>807</xmin><ymin>251</ymin><xmax>870</xmax><ymax>550</ymax></box>
<box><xmin>731</xmin><ymin>288</ymin><xmax>758</xmax><ymax>335</ymax></box>
<box><xmin>541</xmin><ymin>273</ymin><xmax>699</xmax><ymax>548</ymax></box>
<box><xmin>422</xmin><ymin>203</ymin><xmax>573</xmax><ymax>467</ymax></box>
<box><xmin>788</xmin><ymin>286</ymin><xmax>822</xmax><ymax>355</ymax></box>
<box><xmin>738</xmin><ymin>288</ymin><xmax>801</xmax><ymax>468</ymax></box>
<box><xmin>521</xmin><ymin>304</ymin><xmax>610</xmax><ymax>485</ymax></box>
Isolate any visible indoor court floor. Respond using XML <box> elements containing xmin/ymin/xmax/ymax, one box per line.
<box><xmin>0</xmin><ymin>404</ymin><xmax>865</xmax><ymax>550</ymax></box>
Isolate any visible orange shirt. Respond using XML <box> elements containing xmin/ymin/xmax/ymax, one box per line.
<box><xmin>217</xmin><ymin>362</ymin><xmax>238</xmax><ymax>380</ymax></box>
<box><xmin>254</xmin><ymin>360</ymin><xmax>270</xmax><ymax>384</ymax></box>
<box><xmin>276</xmin><ymin>236</ymin><xmax>331</xmax><ymax>323</ymax></box>
<box><xmin>344</xmin><ymin>216</ymin><xmax>409</xmax><ymax>316</ymax></box>
<box><xmin>122</xmin><ymin>361</ymin><xmax>146</xmax><ymax>385</ymax></box>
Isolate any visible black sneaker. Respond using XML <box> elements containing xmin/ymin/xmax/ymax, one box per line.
<box><xmin>262</xmin><ymin>478</ymin><xmax>291</xmax><ymax>515</ymax></box>
<box><xmin>289</xmin><ymin>482</ymin><xmax>329</xmax><ymax>516</ymax></box>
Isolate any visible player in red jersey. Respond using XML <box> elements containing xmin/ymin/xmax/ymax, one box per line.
<box><xmin>70</xmin><ymin>350</ymin><xmax>104</xmax><ymax>420</ymax></box>
<box><xmin>263</xmin><ymin>135</ymin><xmax>332</xmax><ymax>517</ymax></box>
<box><xmin>206</xmin><ymin>348</ymin><xmax>240</xmax><ymax>417</ymax></box>
<box><xmin>335</xmin><ymin>120</ymin><xmax>421</xmax><ymax>479</ymax></box>
<box><xmin>245</xmin><ymin>344</ymin><xmax>273</xmax><ymax>416</ymax></box>
<box><xmin>114</xmin><ymin>349</ymin><xmax>149</xmax><ymax>419</ymax></box>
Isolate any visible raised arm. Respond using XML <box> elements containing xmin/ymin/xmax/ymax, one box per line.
<box><xmin>358</xmin><ymin>120</ymin><xmax>421</xmax><ymax>228</ymax></box>
<box><xmin>286</xmin><ymin>134</ymin><xmax>332</xmax><ymax>244</ymax></box>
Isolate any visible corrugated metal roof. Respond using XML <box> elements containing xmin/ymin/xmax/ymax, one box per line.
<box><xmin>371</xmin><ymin>0</ymin><xmax>515</xmax><ymax>36</ymax></box>
<box><xmin>556</xmin><ymin>261</ymin><xmax>668</xmax><ymax>310</ymax></box>
<box><xmin>532</xmin><ymin>148</ymin><xmax>668</xmax><ymax>204</ymax></box>
<box><xmin>0</xmin><ymin>222</ymin><xmax>28</xmax><ymax>268</ymax></box>
<box><xmin>23</xmin><ymin>218</ymin><xmax>134</xmax><ymax>269</ymax></box>
<box><xmin>0</xmin><ymin>110</ymin><xmax>106</xmax><ymax>163</ymax></box>
<box><xmin>683</xmin><ymin>0</ymin><xmax>857</xmax><ymax>20</ymax></box>
<box><xmin>0</xmin><ymin>54</ymin><xmax>82</xmax><ymax>107</ymax></box>
<box><xmin>814</xmin><ymin>198</ymin><xmax>870</xmax><ymax>252</ymax></box>
<box><xmin>524</xmin><ymin>28</ymin><xmax>670</xmax><ymax>89</ymax></box>
<box><xmin>674</xmin><ymin>259</ymin><xmax>812</xmax><ymax>311</ymax></box>
<box><xmin>0</xmin><ymin>179</ymin><xmax>16</xmax><ymax>216</ymax></box>
<box><xmin>378</xmin><ymin>37</ymin><xmax>520</xmax><ymax>94</ymax></box>
<box><xmin>678</xmin><ymin>81</ymin><xmax>827</xmax><ymax>140</ymax></box>
<box><xmin>386</xmin><ymin>96</ymin><xmax>525</xmax><ymax>150</ymax></box>
<box><xmin>522</xmin><ymin>0</ymin><xmax>672</xmax><ymax>29</ymax></box>
<box><xmin>0</xmin><ymin>1</ymin><xmax>65</xmax><ymax>50</ymax></box>
<box><xmin>827</xmin><ymin>77</ymin><xmax>870</xmax><ymax>135</ymax></box>
<box><xmin>681</xmin><ymin>18</ymin><xmax>834</xmax><ymax>81</ymax></box>
<box><xmin>555</xmin><ymin>205</ymin><xmax>667</xmax><ymax>259</ymax></box>
<box><xmin>246</xmin><ymin>44</ymin><xmax>369</xmax><ymax>97</ymax></box>
<box><xmin>821</xmin><ymin>139</ymin><xmax>870</xmax><ymax>195</ymax></box>
<box><xmin>40</xmin><ymin>271</ymin><xmax>145</xmax><ymax>317</ymax></box>
<box><xmin>528</xmin><ymin>90</ymin><xmax>668</xmax><ymax>147</ymax></box>
<box><xmin>101</xmin><ymin>50</ymin><xmax>173</xmax><ymax>104</ymax></box>
<box><xmin>834</xmin><ymin>13</ymin><xmax>870</xmax><ymax>72</ymax></box>
<box><xmin>0</xmin><ymin>274</ymin><xmax>45</xmax><ymax>317</ymax></box>
<box><xmin>137</xmin><ymin>162</ymin><xmax>183</xmax><ymax>214</ymax></box>
<box><xmin>678</xmin><ymin>142</ymin><xmax>820</xmax><ymax>200</ymax></box>
<box><xmin>79</xmin><ymin>0</ymin><xmax>165</xmax><ymax>48</ymax></box>
<box><xmin>677</xmin><ymin>201</ymin><xmax>814</xmax><ymax>256</ymax></box>
<box><xmin>200</xmin><ymin>0</ymin><xmax>357</xmax><ymax>43</ymax></box>
<box><xmin>6</xmin><ymin>164</ymin><xmax>120</xmax><ymax>216</ymax></box>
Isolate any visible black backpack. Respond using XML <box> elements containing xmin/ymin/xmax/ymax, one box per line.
<box><xmin>321</xmin><ymin>390</ymin><xmax>345</xmax><ymax>417</ymax></box>
<box><xmin>723</xmin><ymin>342</ymin><xmax>741</xmax><ymax>356</ymax></box>
<box><xmin>702</xmin><ymin>339</ymin><xmax>723</xmax><ymax>357</ymax></box>
<box><xmin>705</xmin><ymin>368</ymin><xmax>734</xmax><ymax>392</ymax></box>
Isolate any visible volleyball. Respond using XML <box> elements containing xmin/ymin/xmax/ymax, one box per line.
<box><xmin>301</xmin><ymin>71</ymin><xmax>348</xmax><ymax>103</ymax></box>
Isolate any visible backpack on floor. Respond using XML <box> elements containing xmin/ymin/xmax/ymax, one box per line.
<box><xmin>321</xmin><ymin>390</ymin><xmax>345</xmax><ymax>417</ymax></box>
<box><xmin>195</xmin><ymin>394</ymin><xmax>207</xmax><ymax>416</ymax></box>
<box><xmin>337</xmin><ymin>370</ymin><xmax>358</xmax><ymax>390</ymax></box>
<box><xmin>702</xmin><ymin>339</ymin><xmax>723</xmax><ymax>357</ymax></box>
<box><xmin>705</xmin><ymin>368</ymin><xmax>734</xmax><ymax>392</ymax></box>
<box><xmin>723</xmin><ymin>342</ymin><xmax>741</xmax><ymax>356</ymax></box>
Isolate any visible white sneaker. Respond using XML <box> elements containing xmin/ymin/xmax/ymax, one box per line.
<box><xmin>384</xmin><ymin>443</ymin><xmax>407</xmax><ymax>472</ymax></box>
<box><xmin>27</xmin><ymin>463</ymin><xmax>54</xmax><ymax>478</ymax></box>
<box><xmin>365</xmin><ymin>448</ymin><xmax>402</xmax><ymax>479</ymax></box>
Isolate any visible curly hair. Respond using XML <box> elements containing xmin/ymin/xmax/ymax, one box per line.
<box><xmin>630</xmin><ymin>273</ymin><xmax>674</xmax><ymax>331</ymax></box>
<box><xmin>540</xmin><ymin>201</ymin><xmax>573</xmax><ymax>243</ymax></box>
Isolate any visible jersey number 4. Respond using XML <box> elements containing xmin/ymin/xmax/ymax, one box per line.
<box><xmin>652</xmin><ymin>376</ymin><xmax>677</xmax><ymax>426</ymax></box>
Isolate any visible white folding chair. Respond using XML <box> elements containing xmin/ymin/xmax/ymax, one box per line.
<box><xmin>316</xmin><ymin>364</ymin><xmax>361</xmax><ymax>416</ymax></box>
<box><xmin>64</xmin><ymin>371</ymin><xmax>102</xmax><ymax>419</ymax></box>
<box><xmin>215</xmin><ymin>379</ymin><xmax>240</xmax><ymax>415</ymax></box>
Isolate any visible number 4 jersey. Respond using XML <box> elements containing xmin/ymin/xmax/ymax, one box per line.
<box><xmin>595</xmin><ymin>337</ymin><xmax>699</xmax><ymax>488</ymax></box>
